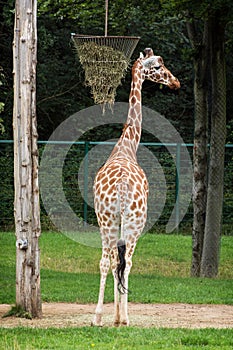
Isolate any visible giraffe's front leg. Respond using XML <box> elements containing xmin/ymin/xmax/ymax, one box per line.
<box><xmin>92</xmin><ymin>248</ymin><xmax>110</xmax><ymax>327</ymax></box>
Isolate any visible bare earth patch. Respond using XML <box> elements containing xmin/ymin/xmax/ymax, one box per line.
<box><xmin>0</xmin><ymin>303</ymin><xmax>233</xmax><ymax>329</ymax></box>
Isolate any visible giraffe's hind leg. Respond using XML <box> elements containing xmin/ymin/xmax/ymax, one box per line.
<box><xmin>92</xmin><ymin>245</ymin><xmax>110</xmax><ymax>327</ymax></box>
<box><xmin>120</xmin><ymin>233</ymin><xmax>141</xmax><ymax>326</ymax></box>
<box><xmin>120</xmin><ymin>259</ymin><xmax>131</xmax><ymax>326</ymax></box>
<box><xmin>112</xmin><ymin>240</ymin><xmax>132</xmax><ymax>327</ymax></box>
<box><xmin>110</xmin><ymin>246</ymin><xmax>121</xmax><ymax>326</ymax></box>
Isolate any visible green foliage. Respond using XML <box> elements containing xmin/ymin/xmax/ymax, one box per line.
<box><xmin>0</xmin><ymin>0</ymin><xmax>14</xmax><ymax>139</ymax></box>
<box><xmin>36</xmin><ymin>15</ymin><xmax>92</xmax><ymax>139</ymax></box>
<box><xmin>1</xmin><ymin>0</ymin><xmax>194</xmax><ymax>142</ymax></box>
<box><xmin>0</xmin><ymin>0</ymin><xmax>233</xmax><ymax>236</ymax></box>
<box><xmin>160</xmin><ymin>0</ymin><xmax>233</xmax><ymax>20</ymax></box>
<box><xmin>0</xmin><ymin>0</ymin><xmax>232</xmax><ymax>143</ymax></box>
<box><xmin>38</xmin><ymin>0</ymin><xmax>105</xmax><ymax>29</ymax></box>
<box><xmin>1</xmin><ymin>0</ymin><xmax>232</xmax><ymax>143</ymax></box>
<box><xmin>0</xmin><ymin>143</ymin><xmax>14</xmax><ymax>229</ymax></box>
<box><xmin>0</xmin><ymin>67</ymin><xmax>5</xmax><ymax>133</ymax></box>
<box><xmin>0</xmin><ymin>117</ymin><xmax>4</xmax><ymax>135</ymax></box>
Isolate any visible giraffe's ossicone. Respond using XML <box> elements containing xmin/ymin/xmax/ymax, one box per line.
<box><xmin>92</xmin><ymin>48</ymin><xmax>180</xmax><ymax>327</ymax></box>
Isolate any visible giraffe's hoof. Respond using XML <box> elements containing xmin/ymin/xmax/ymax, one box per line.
<box><xmin>91</xmin><ymin>322</ymin><xmax>103</xmax><ymax>327</ymax></box>
<box><xmin>91</xmin><ymin>320</ymin><xmax>103</xmax><ymax>327</ymax></box>
<box><xmin>113</xmin><ymin>321</ymin><xmax>120</xmax><ymax>327</ymax></box>
<box><xmin>91</xmin><ymin>315</ymin><xmax>103</xmax><ymax>327</ymax></box>
<box><xmin>121</xmin><ymin>320</ymin><xmax>130</xmax><ymax>326</ymax></box>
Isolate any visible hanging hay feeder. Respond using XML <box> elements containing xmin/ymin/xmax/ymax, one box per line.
<box><xmin>71</xmin><ymin>1</ymin><xmax>140</xmax><ymax>109</ymax></box>
<box><xmin>71</xmin><ymin>34</ymin><xmax>140</xmax><ymax>109</ymax></box>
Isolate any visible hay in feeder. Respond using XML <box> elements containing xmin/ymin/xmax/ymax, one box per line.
<box><xmin>73</xmin><ymin>41</ymin><xmax>130</xmax><ymax>107</ymax></box>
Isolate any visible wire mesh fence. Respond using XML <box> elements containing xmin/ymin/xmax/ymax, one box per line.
<box><xmin>0</xmin><ymin>140</ymin><xmax>232</xmax><ymax>234</ymax></box>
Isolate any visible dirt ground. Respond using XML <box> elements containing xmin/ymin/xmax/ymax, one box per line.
<box><xmin>1</xmin><ymin>303</ymin><xmax>233</xmax><ymax>329</ymax></box>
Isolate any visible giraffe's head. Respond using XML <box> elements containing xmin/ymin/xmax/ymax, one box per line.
<box><xmin>139</xmin><ymin>48</ymin><xmax>180</xmax><ymax>90</ymax></box>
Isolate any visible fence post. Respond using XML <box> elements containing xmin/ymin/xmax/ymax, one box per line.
<box><xmin>83</xmin><ymin>141</ymin><xmax>89</xmax><ymax>226</ymax></box>
<box><xmin>175</xmin><ymin>143</ymin><xmax>181</xmax><ymax>232</ymax></box>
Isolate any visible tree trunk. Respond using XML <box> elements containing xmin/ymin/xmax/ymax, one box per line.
<box><xmin>187</xmin><ymin>20</ymin><xmax>208</xmax><ymax>277</ymax></box>
<box><xmin>191</xmin><ymin>66</ymin><xmax>208</xmax><ymax>277</ymax></box>
<box><xmin>13</xmin><ymin>0</ymin><xmax>41</xmax><ymax>317</ymax></box>
<box><xmin>201</xmin><ymin>14</ymin><xmax>227</xmax><ymax>277</ymax></box>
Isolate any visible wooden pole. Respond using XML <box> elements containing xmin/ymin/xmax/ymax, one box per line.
<box><xmin>13</xmin><ymin>0</ymin><xmax>42</xmax><ymax>318</ymax></box>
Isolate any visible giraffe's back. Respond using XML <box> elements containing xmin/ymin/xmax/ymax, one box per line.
<box><xmin>93</xmin><ymin>159</ymin><xmax>148</xmax><ymax>237</ymax></box>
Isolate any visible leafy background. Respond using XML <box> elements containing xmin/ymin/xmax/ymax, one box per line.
<box><xmin>0</xmin><ymin>0</ymin><xmax>232</xmax><ymax>231</ymax></box>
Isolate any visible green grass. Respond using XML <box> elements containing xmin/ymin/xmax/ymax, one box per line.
<box><xmin>0</xmin><ymin>232</ymin><xmax>233</xmax><ymax>349</ymax></box>
<box><xmin>0</xmin><ymin>327</ymin><xmax>233</xmax><ymax>350</ymax></box>
<box><xmin>0</xmin><ymin>231</ymin><xmax>232</xmax><ymax>305</ymax></box>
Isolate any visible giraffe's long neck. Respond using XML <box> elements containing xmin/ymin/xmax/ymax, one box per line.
<box><xmin>107</xmin><ymin>61</ymin><xmax>143</xmax><ymax>163</ymax></box>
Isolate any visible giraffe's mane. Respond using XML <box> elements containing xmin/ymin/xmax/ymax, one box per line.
<box><xmin>122</xmin><ymin>123</ymin><xmax>130</xmax><ymax>133</ymax></box>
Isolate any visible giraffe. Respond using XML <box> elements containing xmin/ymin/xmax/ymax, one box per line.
<box><xmin>92</xmin><ymin>48</ymin><xmax>180</xmax><ymax>327</ymax></box>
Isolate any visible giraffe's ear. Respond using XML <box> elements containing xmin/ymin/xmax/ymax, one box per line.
<box><xmin>139</xmin><ymin>52</ymin><xmax>144</xmax><ymax>59</ymax></box>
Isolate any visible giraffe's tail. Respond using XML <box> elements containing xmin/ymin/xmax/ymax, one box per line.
<box><xmin>116</xmin><ymin>178</ymin><xmax>128</xmax><ymax>294</ymax></box>
<box><xmin>116</xmin><ymin>239</ymin><xmax>127</xmax><ymax>294</ymax></box>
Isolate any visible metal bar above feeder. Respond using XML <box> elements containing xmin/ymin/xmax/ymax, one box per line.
<box><xmin>105</xmin><ymin>0</ymin><xmax>108</xmax><ymax>37</ymax></box>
